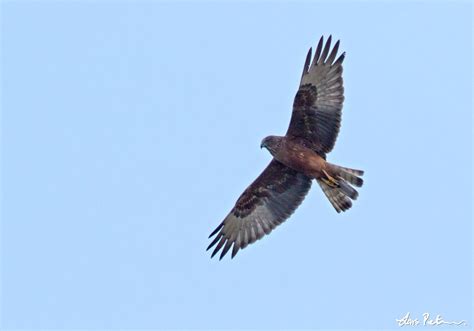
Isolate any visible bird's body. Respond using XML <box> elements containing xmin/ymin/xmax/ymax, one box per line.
<box><xmin>207</xmin><ymin>36</ymin><xmax>365</xmax><ymax>260</ymax></box>
<box><xmin>263</xmin><ymin>136</ymin><xmax>328</xmax><ymax>178</ymax></box>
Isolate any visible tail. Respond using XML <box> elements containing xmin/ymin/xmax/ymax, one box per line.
<box><xmin>317</xmin><ymin>164</ymin><xmax>364</xmax><ymax>213</ymax></box>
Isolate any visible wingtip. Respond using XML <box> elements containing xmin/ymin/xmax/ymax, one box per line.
<box><xmin>219</xmin><ymin>249</ymin><xmax>227</xmax><ymax>260</ymax></box>
<box><xmin>231</xmin><ymin>247</ymin><xmax>239</xmax><ymax>259</ymax></box>
<box><xmin>210</xmin><ymin>249</ymin><xmax>219</xmax><ymax>259</ymax></box>
<box><xmin>208</xmin><ymin>222</ymin><xmax>223</xmax><ymax>238</ymax></box>
<box><xmin>313</xmin><ymin>36</ymin><xmax>324</xmax><ymax>63</ymax></box>
<box><xmin>335</xmin><ymin>51</ymin><xmax>346</xmax><ymax>65</ymax></box>
<box><xmin>318</xmin><ymin>35</ymin><xmax>332</xmax><ymax>64</ymax></box>
<box><xmin>207</xmin><ymin>233</ymin><xmax>221</xmax><ymax>251</ymax></box>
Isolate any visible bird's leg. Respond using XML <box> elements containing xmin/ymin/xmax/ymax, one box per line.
<box><xmin>322</xmin><ymin>169</ymin><xmax>339</xmax><ymax>187</ymax></box>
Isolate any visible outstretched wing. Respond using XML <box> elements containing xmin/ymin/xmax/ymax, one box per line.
<box><xmin>207</xmin><ymin>160</ymin><xmax>312</xmax><ymax>260</ymax></box>
<box><xmin>287</xmin><ymin>36</ymin><xmax>345</xmax><ymax>155</ymax></box>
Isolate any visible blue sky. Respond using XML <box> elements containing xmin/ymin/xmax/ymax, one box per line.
<box><xmin>1</xmin><ymin>1</ymin><xmax>472</xmax><ymax>330</ymax></box>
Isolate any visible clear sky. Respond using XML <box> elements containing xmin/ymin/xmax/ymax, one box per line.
<box><xmin>1</xmin><ymin>1</ymin><xmax>472</xmax><ymax>330</ymax></box>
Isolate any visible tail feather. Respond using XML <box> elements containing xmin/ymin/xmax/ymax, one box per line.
<box><xmin>338</xmin><ymin>180</ymin><xmax>358</xmax><ymax>200</ymax></box>
<box><xmin>329</xmin><ymin>163</ymin><xmax>364</xmax><ymax>187</ymax></box>
<box><xmin>318</xmin><ymin>163</ymin><xmax>364</xmax><ymax>213</ymax></box>
<box><xmin>317</xmin><ymin>179</ymin><xmax>352</xmax><ymax>213</ymax></box>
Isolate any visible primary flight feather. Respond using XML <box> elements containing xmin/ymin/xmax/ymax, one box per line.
<box><xmin>207</xmin><ymin>36</ymin><xmax>364</xmax><ymax>260</ymax></box>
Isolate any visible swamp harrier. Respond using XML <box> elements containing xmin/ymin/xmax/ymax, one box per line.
<box><xmin>207</xmin><ymin>36</ymin><xmax>364</xmax><ymax>260</ymax></box>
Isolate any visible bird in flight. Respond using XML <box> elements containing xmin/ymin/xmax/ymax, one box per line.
<box><xmin>207</xmin><ymin>36</ymin><xmax>364</xmax><ymax>260</ymax></box>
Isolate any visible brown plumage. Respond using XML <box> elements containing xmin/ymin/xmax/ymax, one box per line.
<box><xmin>207</xmin><ymin>36</ymin><xmax>364</xmax><ymax>260</ymax></box>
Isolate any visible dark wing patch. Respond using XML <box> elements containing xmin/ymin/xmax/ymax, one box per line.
<box><xmin>207</xmin><ymin>160</ymin><xmax>312</xmax><ymax>260</ymax></box>
<box><xmin>287</xmin><ymin>35</ymin><xmax>345</xmax><ymax>155</ymax></box>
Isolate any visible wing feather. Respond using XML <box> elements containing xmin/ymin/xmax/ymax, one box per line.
<box><xmin>207</xmin><ymin>160</ymin><xmax>312</xmax><ymax>260</ymax></box>
<box><xmin>287</xmin><ymin>36</ymin><xmax>345</xmax><ymax>155</ymax></box>
<box><xmin>312</xmin><ymin>36</ymin><xmax>324</xmax><ymax>67</ymax></box>
<box><xmin>301</xmin><ymin>47</ymin><xmax>312</xmax><ymax>81</ymax></box>
<box><xmin>326</xmin><ymin>40</ymin><xmax>340</xmax><ymax>64</ymax></box>
<box><xmin>318</xmin><ymin>35</ymin><xmax>332</xmax><ymax>64</ymax></box>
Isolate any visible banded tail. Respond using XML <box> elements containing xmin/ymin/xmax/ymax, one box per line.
<box><xmin>317</xmin><ymin>163</ymin><xmax>364</xmax><ymax>213</ymax></box>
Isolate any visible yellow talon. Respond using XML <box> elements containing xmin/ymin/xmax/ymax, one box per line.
<box><xmin>322</xmin><ymin>170</ymin><xmax>338</xmax><ymax>187</ymax></box>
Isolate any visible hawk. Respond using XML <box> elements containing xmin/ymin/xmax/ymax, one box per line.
<box><xmin>207</xmin><ymin>36</ymin><xmax>364</xmax><ymax>260</ymax></box>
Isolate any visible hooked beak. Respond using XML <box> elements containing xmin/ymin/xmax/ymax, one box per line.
<box><xmin>260</xmin><ymin>142</ymin><xmax>265</xmax><ymax>149</ymax></box>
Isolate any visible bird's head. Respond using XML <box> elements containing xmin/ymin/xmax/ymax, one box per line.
<box><xmin>260</xmin><ymin>135</ymin><xmax>283</xmax><ymax>156</ymax></box>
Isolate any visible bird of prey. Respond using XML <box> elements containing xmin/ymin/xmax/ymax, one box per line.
<box><xmin>207</xmin><ymin>36</ymin><xmax>364</xmax><ymax>260</ymax></box>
